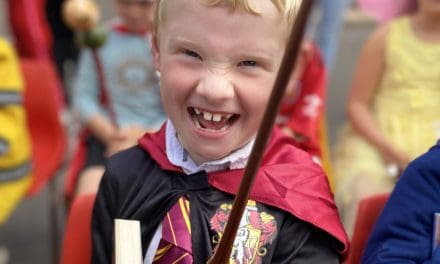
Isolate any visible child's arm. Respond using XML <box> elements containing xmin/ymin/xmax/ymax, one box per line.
<box><xmin>346</xmin><ymin>24</ymin><xmax>410</xmax><ymax>171</ymax></box>
<box><xmin>73</xmin><ymin>49</ymin><xmax>118</xmax><ymax>144</ymax></box>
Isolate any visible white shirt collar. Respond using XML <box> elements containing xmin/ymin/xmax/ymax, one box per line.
<box><xmin>165</xmin><ymin>120</ymin><xmax>254</xmax><ymax>174</ymax></box>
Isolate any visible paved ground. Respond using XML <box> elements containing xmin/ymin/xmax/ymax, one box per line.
<box><xmin>0</xmin><ymin>4</ymin><xmax>376</xmax><ymax>264</ymax></box>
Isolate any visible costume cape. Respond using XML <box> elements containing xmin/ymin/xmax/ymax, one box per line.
<box><xmin>92</xmin><ymin>125</ymin><xmax>348</xmax><ymax>263</ymax></box>
<box><xmin>138</xmin><ymin>125</ymin><xmax>349</xmax><ymax>256</ymax></box>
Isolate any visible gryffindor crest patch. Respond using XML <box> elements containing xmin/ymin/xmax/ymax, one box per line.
<box><xmin>210</xmin><ymin>200</ymin><xmax>278</xmax><ymax>263</ymax></box>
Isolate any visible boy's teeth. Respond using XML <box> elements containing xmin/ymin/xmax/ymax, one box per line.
<box><xmin>212</xmin><ymin>114</ymin><xmax>222</xmax><ymax>122</ymax></box>
<box><xmin>193</xmin><ymin>107</ymin><xmax>233</xmax><ymax>122</ymax></box>
<box><xmin>203</xmin><ymin>112</ymin><xmax>213</xmax><ymax>121</ymax></box>
<box><xmin>193</xmin><ymin>116</ymin><xmax>230</xmax><ymax>132</ymax></box>
<box><xmin>194</xmin><ymin>118</ymin><xmax>202</xmax><ymax>129</ymax></box>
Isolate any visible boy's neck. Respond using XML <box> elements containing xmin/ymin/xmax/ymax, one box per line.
<box><xmin>165</xmin><ymin>121</ymin><xmax>255</xmax><ymax>174</ymax></box>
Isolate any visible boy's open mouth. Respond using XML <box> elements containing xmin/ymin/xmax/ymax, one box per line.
<box><xmin>189</xmin><ymin>107</ymin><xmax>239</xmax><ymax>132</ymax></box>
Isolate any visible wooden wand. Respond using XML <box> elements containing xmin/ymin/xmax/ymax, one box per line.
<box><xmin>207</xmin><ymin>0</ymin><xmax>314</xmax><ymax>263</ymax></box>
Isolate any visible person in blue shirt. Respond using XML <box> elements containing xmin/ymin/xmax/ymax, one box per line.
<box><xmin>362</xmin><ymin>141</ymin><xmax>440</xmax><ymax>263</ymax></box>
<box><xmin>311</xmin><ymin>0</ymin><xmax>351</xmax><ymax>71</ymax></box>
<box><xmin>73</xmin><ymin>0</ymin><xmax>166</xmax><ymax>196</ymax></box>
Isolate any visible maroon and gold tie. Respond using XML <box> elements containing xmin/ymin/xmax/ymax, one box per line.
<box><xmin>153</xmin><ymin>197</ymin><xmax>193</xmax><ymax>263</ymax></box>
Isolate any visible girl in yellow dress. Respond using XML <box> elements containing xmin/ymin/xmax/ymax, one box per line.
<box><xmin>333</xmin><ymin>0</ymin><xmax>440</xmax><ymax>236</ymax></box>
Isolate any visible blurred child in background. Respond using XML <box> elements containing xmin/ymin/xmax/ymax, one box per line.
<box><xmin>277</xmin><ymin>41</ymin><xmax>327</xmax><ymax>165</ymax></box>
<box><xmin>73</xmin><ymin>0</ymin><xmax>166</xmax><ymax>196</ymax></box>
<box><xmin>311</xmin><ymin>0</ymin><xmax>351</xmax><ymax>71</ymax></box>
<box><xmin>332</xmin><ymin>0</ymin><xmax>440</xmax><ymax>235</ymax></box>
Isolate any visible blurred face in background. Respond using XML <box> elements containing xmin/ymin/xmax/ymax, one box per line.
<box><xmin>114</xmin><ymin>0</ymin><xmax>156</xmax><ymax>32</ymax></box>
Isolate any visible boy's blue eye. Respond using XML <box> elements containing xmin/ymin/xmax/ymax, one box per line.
<box><xmin>184</xmin><ymin>49</ymin><xmax>201</xmax><ymax>60</ymax></box>
<box><xmin>238</xmin><ymin>60</ymin><xmax>257</xmax><ymax>67</ymax></box>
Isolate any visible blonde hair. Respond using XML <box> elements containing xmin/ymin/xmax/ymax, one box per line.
<box><xmin>154</xmin><ymin>0</ymin><xmax>302</xmax><ymax>36</ymax></box>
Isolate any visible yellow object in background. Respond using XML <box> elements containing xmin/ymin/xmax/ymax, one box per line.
<box><xmin>0</xmin><ymin>38</ymin><xmax>32</xmax><ymax>225</ymax></box>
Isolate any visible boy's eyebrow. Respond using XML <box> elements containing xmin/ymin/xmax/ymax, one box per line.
<box><xmin>169</xmin><ymin>36</ymin><xmax>198</xmax><ymax>47</ymax></box>
<box><xmin>117</xmin><ymin>0</ymin><xmax>155</xmax><ymax>3</ymax></box>
<box><xmin>169</xmin><ymin>36</ymin><xmax>278</xmax><ymax>61</ymax></box>
<box><xmin>236</xmin><ymin>50</ymin><xmax>276</xmax><ymax>61</ymax></box>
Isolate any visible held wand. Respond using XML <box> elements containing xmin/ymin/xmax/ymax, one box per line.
<box><xmin>207</xmin><ymin>1</ymin><xmax>314</xmax><ymax>263</ymax></box>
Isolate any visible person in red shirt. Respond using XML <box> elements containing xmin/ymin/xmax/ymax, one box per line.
<box><xmin>277</xmin><ymin>41</ymin><xmax>327</xmax><ymax>164</ymax></box>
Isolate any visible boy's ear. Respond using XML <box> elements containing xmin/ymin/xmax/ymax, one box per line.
<box><xmin>151</xmin><ymin>33</ymin><xmax>161</xmax><ymax>72</ymax></box>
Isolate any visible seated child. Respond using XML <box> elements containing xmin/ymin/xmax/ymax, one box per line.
<box><xmin>332</xmin><ymin>0</ymin><xmax>440</xmax><ymax>236</ymax></box>
<box><xmin>277</xmin><ymin>40</ymin><xmax>326</xmax><ymax>163</ymax></box>
<box><xmin>92</xmin><ymin>0</ymin><xmax>349</xmax><ymax>263</ymax></box>
<box><xmin>73</xmin><ymin>0</ymin><xmax>166</xmax><ymax>196</ymax></box>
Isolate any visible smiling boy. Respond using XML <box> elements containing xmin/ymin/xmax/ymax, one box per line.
<box><xmin>92</xmin><ymin>0</ymin><xmax>348</xmax><ymax>263</ymax></box>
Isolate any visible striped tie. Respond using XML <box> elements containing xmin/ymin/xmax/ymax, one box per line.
<box><xmin>153</xmin><ymin>197</ymin><xmax>193</xmax><ymax>263</ymax></box>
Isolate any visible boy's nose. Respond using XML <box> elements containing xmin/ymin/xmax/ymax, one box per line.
<box><xmin>196</xmin><ymin>70</ymin><xmax>234</xmax><ymax>103</ymax></box>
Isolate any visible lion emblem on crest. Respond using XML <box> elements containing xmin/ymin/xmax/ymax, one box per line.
<box><xmin>210</xmin><ymin>200</ymin><xmax>278</xmax><ymax>264</ymax></box>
